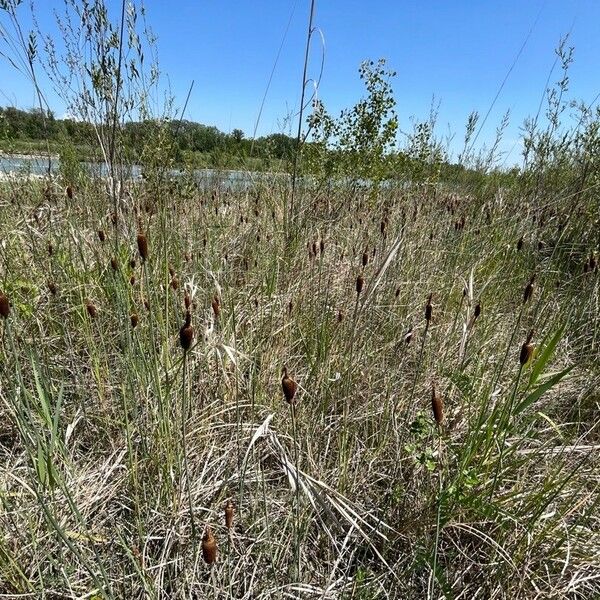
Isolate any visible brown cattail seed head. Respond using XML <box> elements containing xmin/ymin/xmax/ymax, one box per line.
<box><xmin>362</xmin><ymin>251</ymin><xmax>368</xmax><ymax>267</ymax></box>
<box><xmin>129</xmin><ymin>276</ymin><xmax>136</xmax><ymax>286</ymax></box>
<box><xmin>520</xmin><ymin>330</ymin><xmax>534</xmax><ymax>365</ymax></box>
<box><xmin>184</xmin><ymin>292</ymin><xmax>191</xmax><ymax>310</ymax></box>
<box><xmin>431</xmin><ymin>383</ymin><xmax>444</xmax><ymax>425</ymax></box>
<box><xmin>130</xmin><ymin>313</ymin><xmax>138</xmax><ymax>328</ymax></box>
<box><xmin>129</xmin><ymin>258</ymin><xmax>136</xmax><ymax>269</ymax></box>
<box><xmin>474</xmin><ymin>301</ymin><xmax>481</xmax><ymax>320</ymax></box>
<box><xmin>282</xmin><ymin>367</ymin><xmax>297</xmax><ymax>404</ymax></box>
<box><xmin>170</xmin><ymin>276</ymin><xmax>179</xmax><ymax>291</ymax></box>
<box><xmin>425</xmin><ymin>294</ymin><xmax>433</xmax><ymax>323</ymax></box>
<box><xmin>356</xmin><ymin>274</ymin><xmax>364</xmax><ymax>295</ymax></box>
<box><xmin>320</xmin><ymin>239</ymin><xmax>325</xmax><ymax>254</ymax></box>
<box><xmin>86</xmin><ymin>301</ymin><xmax>97</xmax><ymax>319</ymax></box>
<box><xmin>110</xmin><ymin>257</ymin><xmax>118</xmax><ymax>272</ymax></box>
<box><xmin>523</xmin><ymin>275</ymin><xmax>535</xmax><ymax>304</ymax></box>
<box><xmin>517</xmin><ymin>236</ymin><xmax>524</xmax><ymax>251</ymax></box>
<box><xmin>48</xmin><ymin>281</ymin><xmax>57</xmax><ymax>296</ymax></box>
<box><xmin>97</xmin><ymin>229</ymin><xmax>106</xmax><ymax>243</ymax></box>
<box><xmin>47</xmin><ymin>242</ymin><xmax>54</xmax><ymax>256</ymax></box>
<box><xmin>179</xmin><ymin>311</ymin><xmax>194</xmax><ymax>351</ymax></box>
<box><xmin>225</xmin><ymin>501</ymin><xmax>234</xmax><ymax>530</ymax></box>
<box><xmin>137</xmin><ymin>232</ymin><xmax>148</xmax><ymax>262</ymax></box>
<box><xmin>66</xmin><ymin>185</ymin><xmax>73</xmax><ymax>199</ymax></box>
<box><xmin>212</xmin><ymin>294</ymin><xmax>221</xmax><ymax>318</ymax></box>
<box><xmin>202</xmin><ymin>527</ymin><xmax>217</xmax><ymax>565</ymax></box>
<box><xmin>0</xmin><ymin>293</ymin><xmax>10</xmax><ymax>318</ymax></box>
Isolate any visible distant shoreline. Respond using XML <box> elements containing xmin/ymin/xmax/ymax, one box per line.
<box><xmin>0</xmin><ymin>152</ymin><xmax>60</xmax><ymax>161</ymax></box>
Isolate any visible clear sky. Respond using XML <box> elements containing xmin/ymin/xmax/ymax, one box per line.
<box><xmin>1</xmin><ymin>0</ymin><xmax>599</xmax><ymax>163</ymax></box>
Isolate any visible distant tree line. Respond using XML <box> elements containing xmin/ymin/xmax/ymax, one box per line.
<box><xmin>0</xmin><ymin>106</ymin><xmax>298</xmax><ymax>163</ymax></box>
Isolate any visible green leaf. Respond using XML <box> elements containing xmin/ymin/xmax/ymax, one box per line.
<box><xmin>515</xmin><ymin>366</ymin><xmax>573</xmax><ymax>415</ymax></box>
<box><xmin>529</xmin><ymin>322</ymin><xmax>566</xmax><ymax>386</ymax></box>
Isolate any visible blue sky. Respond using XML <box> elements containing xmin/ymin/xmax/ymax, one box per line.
<box><xmin>1</xmin><ymin>0</ymin><xmax>599</xmax><ymax>163</ymax></box>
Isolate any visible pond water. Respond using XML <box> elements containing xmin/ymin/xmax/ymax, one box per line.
<box><xmin>0</xmin><ymin>154</ymin><xmax>289</xmax><ymax>190</ymax></box>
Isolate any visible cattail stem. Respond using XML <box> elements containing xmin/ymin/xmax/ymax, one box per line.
<box><xmin>429</xmin><ymin>435</ymin><xmax>444</xmax><ymax>599</ymax></box>
<box><xmin>290</xmin><ymin>402</ymin><xmax>302</xmax><ymax>582</ymax></box>
<box><xmin>181</xmin><ymin>350</ymin><xmax>198</xmax><ymax>561</ymax></box>
<box><xmin>489</xmin><ymin>363</ymin><xmax>523</xmax><ymax>500</ymax></box>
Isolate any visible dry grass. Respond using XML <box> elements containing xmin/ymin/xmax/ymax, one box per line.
<box><xmin>0</xmin><ymin>173</ymin><xmax>599</xmax><ymax>599</ymax></box>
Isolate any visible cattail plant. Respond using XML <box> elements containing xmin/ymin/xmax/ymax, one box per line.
<box><xmin>523</xmin><ymin>275</ymin><xmax>535</xmax><ymax>304</ymax></box>
<box><xmin>282</xmin><ymin>367</ymin><xmax>297</xmax><ymax>404</ymax></box>
<box><xmin>431</xmin><ymin>382</ymin><xmax>444</xmax><ymax>425</ymax></box>
<box><xmin>225</xmin><ymin>500</ymin><xmax>234</xmax><ymax>530</ymax></box>
<box><xmin>86</xmin><ymin>300</ymin><xmax>97</xmax><ymax>319</ymax></box>
<box><xmin>425</xmin><ymin>293</ymin><xmax>433</xmax><ymax>323</ymax></box>
<box><xmin>137</xmin><ymin>232</ymin><xmax>148</xmax><ymax>262</ymax></box>
<box><xmin>0</xmin><ymin>292</ymin><xmax>9</xmax><ymax>319</ymax></box>
<box><xmin>356</xmin><ymin>274</ymin><xmax>364</xmax><ymax>296</ymax></box>
<box><xmin>179</xmin><ymin>311</ymin><xmax>194</xmax><ymax>351</ymax></box>
<box><xmin>97</xmin><ymin>229</ymin><xmax>106</xmax><ymax>243</ymax></box>
<box><xmin>184</xmin><ymin>292</ymin><xmax>191</xmax><ymax>310</ymax></box>
<box><xmin>170</xmin><ymin>276</ymin><xmax>179</xmax><ymax>291</ymax></box>
<box><xmin>130</xmin><ymin>313</ymin><xmax>138</xmax><ymax>329</ymax></box>
<box><xmin>520</xmin><ymin>330</ymin><xmax>535</xmax><ymax>365</ymax></box>
<box><xmin>66</xmin><ymin>185</ymin><xmax>73</xmax><ymax>199</ymax></box>
<box><xmin>202</xmin><ymin>526</ymin><xmax>217</xmax><ymax>565</ymax></box>
<box><xmin>362</xmin><ymin>251</ymin><xmax>368</xmax><ymax>267</ymax></box>
<box><xmin>212</xmin><ymin>294</ymin><xmax>221</xmax><ymax>319</ymax></box>
<box><xmin>110</xmin><ymin>258</ymin><xmax>119</xmax><ymax>272</ymax></box>
<box><xmin>517</xmin><ymin>235</ymin><xmax>524</xmax><ymax>251</ymax></box>
<box><xmin>474</xmin><ymin>301</ymin><xmax>481</xmax><ymax>320</ymax></box>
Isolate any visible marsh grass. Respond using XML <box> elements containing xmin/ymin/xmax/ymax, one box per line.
<box><xmin>0</xmin><ymin>163</ymin><xmax>599</xmax><ymax>598</ymax></box>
